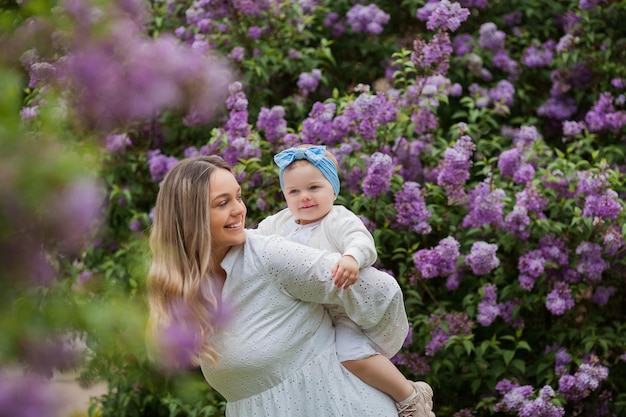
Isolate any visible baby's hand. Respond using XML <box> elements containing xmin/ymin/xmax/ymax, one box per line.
<box><xmin>332</xmin><ymin>255</ymin><xmax>359</xmax><ymax>289</ymax></box>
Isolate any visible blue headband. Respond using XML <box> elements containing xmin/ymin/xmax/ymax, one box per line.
<box><xmin>274</xmin><ymin>146</ymin><xmax>340</xmax><ymax>195</ymax></box>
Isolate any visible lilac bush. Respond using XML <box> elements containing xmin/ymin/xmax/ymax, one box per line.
<box><xmin>5</xmin><ymin>0</ymin><xmax>626</xmax><ymax>416</ymax></box>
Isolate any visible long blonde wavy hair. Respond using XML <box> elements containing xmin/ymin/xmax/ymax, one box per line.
<box><xmin>147</xmin><ymin>155</ymin><xmax>232</xmax><ymax>365</ymax></box>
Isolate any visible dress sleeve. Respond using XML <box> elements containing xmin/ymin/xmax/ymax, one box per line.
<box><xmin>260</xmin><ymin>234</ymin><xmax>408</xmax><ymax>358</ymax></box>
<box><xmin>328</xmin><ymin>207</ymin><xmax>378</xmax><ymax>268</ymax></box>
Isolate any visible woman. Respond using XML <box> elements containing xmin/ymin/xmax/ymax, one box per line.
<box><xmin>147</xmin><ymin>155</ymin><xmax>409</xmax><ymax>416</ymax></box>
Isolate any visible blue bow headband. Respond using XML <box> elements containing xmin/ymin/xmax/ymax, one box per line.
<box><xmin>274</xmin><ymin>146</ymin><xmax>340</xmax><ymax>195</ymax></box>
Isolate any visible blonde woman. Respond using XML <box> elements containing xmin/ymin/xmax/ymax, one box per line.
<box><xmin>147</xmin><ymin>155</ymin><xmax>408</xmax><ymax>416</ymax></box>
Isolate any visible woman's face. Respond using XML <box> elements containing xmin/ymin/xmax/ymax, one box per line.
<box><xmin>209</xmin><ymin>168</ymin><xmax>247</xmax><ymax>260</ymax></box>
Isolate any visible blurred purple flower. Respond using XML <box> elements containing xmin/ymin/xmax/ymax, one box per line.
<box><xmin>147</xmin><ymin>150</ymin><xmax>179</xmax><ymax>183</ymax></box>
<box><xmin>558</xmin><ymin>360</ymin><xmax>608</xmax><ymax>401</ymax></box>
<box><xmin>297</xmin><ymin>69</ymin><xmax>322</xmax><ymax>96</ymax></box>
<box><xmin>426</xmin><ymin>0</ymin><xmax>470</xmax><ymax>32</ymax></box>
<box><xmin>0</xmin><ymin>373</ymin><xmax>60</xmax><ymax>417</ymax></box>
<box><xmin>105</xmin><ymin>133</ymin><xmax>132</xmax><ymax>154</ymax></box>
<box><xmin>478</xmin><ymin>22</ymin><xmax>505</xmax><ymax>51</ymax></box>
<box><xmin>346</xmin><ymin>4</ymin><xmax>390</xmax><ymax>35</ymax></box>
<box><xmin>425</xmin><ymin>310</ymin><xmax>473</xmax><ymax>356</ymax></box>
<box><xmin>412</xmin><ymin>31</ymin><xmax>453</xmax><ymax>75</ymax></box>
<box><xmin>575</xmin><ymin>241</ymin><xmax>608</xmax><ymax>283</ymax></box>
<box><xmin>591</xmin><ymin>286</ymin><xmax>615</xmax><ymax>306</ymax></box>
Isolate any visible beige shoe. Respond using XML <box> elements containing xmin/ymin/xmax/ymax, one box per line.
<box><xmin>396</xmin><ymin>381</ymin><xmax>435</xmax><ymax>417</ymax></box>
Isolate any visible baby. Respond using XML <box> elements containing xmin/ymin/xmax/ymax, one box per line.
<box><xmin>256</xmin><ymin>145</ymin><xmax>435</xmax><ymax>417</ymax></box>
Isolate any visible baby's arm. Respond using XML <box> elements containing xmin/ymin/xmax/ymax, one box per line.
<box><xmin>329</xmin><ymin>207</ymin><xmax>378</xmax><ymax>288</ymax></box>
<box><xmin>332</xmin><ymin>255</ymin><xmax>360</xmax><ymax>289</ymax></box>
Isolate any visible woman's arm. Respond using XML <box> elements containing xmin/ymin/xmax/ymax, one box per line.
<box><xmin>260</xmin><ymin>234</ymin><xmax>408</xmax><ymax>358</ymax></box>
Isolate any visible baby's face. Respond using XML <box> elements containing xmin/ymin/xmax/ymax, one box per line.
<box><xmin>282</xmin><ymin>160</ymin><xmax>336</xmax><ymax>225</ymax></box>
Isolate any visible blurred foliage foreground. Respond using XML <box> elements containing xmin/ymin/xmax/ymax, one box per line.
<box><xmin>1</xmin><ymin>0</ymin><xmax>626</xmax><ymax>416</ymax></box>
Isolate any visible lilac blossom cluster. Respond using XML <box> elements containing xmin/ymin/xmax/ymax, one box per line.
<box><xmin>476</xmin><ymin>283</ymin><xmax>499</xmax><ymax>326</ymax></box>
<box><xmin>425</xmin><ymin>0</ymin><xmax>470</xmax><ymax>32</ymax></box>
<box><xmin>362</xmin><ymin>152</ymin><xmax>394</xmax><ymax>197</ymax></box>
<box><xmin>465</xmin><ymin>241</ymin><xmax>500</xmax><ymax>275</ymax></box>
<box><xmin>346</xmin><ymin>4</ymin><xmax>390</xmax><ymax>35</ymax></box>
<box><xmin>297</xmin><ymin>69</ymin><xmax>322</xmax><ymax>96</ymax></box>
<box><xmin>393</xmin><ymin>181</ymin><xmax>432</xmax><ymax>234</ymax></box>
<box><xmin>425</xmin><ymin>310</ymin><xmax>473</xmax><ymax>356</ymax></box>
<box><xmin>436</xmin><ymin>134</ymin><xmax>476</xmax><ymax>204</ymax></box>
<box><xmin>413</xmin><ymin>236</ymin><xmax>460</xmax><ymax>278</ymax></box>
<box><xmin>557</xmin><ymin>359</ymin><xmax>609</xmax><ymax>402</ymax></box>
<box><xmin>47</xmin><ymin>0</ymin><xmax>232</xmax><ymax>131</ymax></box>
<box><xmin>461</xmin><ymin>177</ymin><xmax>506</xmax><ymax>229</ymax></box>
<box><xmin>494</xmin><ymin>380</ymin><xmax>565</xmax><ymax>417</ymax></box>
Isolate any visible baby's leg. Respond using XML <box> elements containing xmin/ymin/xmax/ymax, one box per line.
<box><xmin>341</xmin><ymin>354</ymin><xmax>413</xmax><ymax>402</ymax></box>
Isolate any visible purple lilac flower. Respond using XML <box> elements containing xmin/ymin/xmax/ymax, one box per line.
<box><xmin>148</xmin><ymin>150</ymin><xmax>179</xmax><ymax>183</ymax></box>
<box><xmin>558</xmin><ymin>360</ymin><xmax>609</xmax><ymax>401</ymax></box>
<box><xmin>362</xmin><ymin>152</ymin><xmax>394</xmax><ymax>197</ymax></box>
<box><xmin>469</xmin><ymin>83</ymin><xmax>491</xmax><ymax>108</ymax></box>
<box><xmin>247</xmin><ymin>25</ymin><xmax>262</xmax><ymax>39</ymax></box>
<box><xmin>426</xmin><ymin>0</ymin><xmax>470</xmax><ymax>32</ymax></box>
<box><xmin>445</xmin><ymin>271</ymin><xmax>463</xmax><ymax>291</ymax></box>
<box><xmin>492</xmin><ymin>50</ymin><xmax>520</xmax><ymax>77</ymax></box>
<box><xmin>301</xmin><ymin>102</ymin><xmax>336</xmax><ymax>143</ymax></box>
<box><xmin>452</xmin><ymin>33</ymin><xmax>474</xmax><ymax>56</ymax></box>
<box><xmin>538</xmin><ymin>96</ymin><xmax>577</xmax><ymax>120</ymax></box>
<box><xmin>489</xmin><ymin>79</ymin><xmax>515</xmax><ymax>107</ymax></box>
<box><xmin>256</xmin><ymin>106</ymin><xmax>287</xmax><ymax>143</ymax></box>
<box><xmin>582</xmin><ymin>190</ymin><xmax>622</xmax><ymax>220</ymax></box>
<box><xmin>575</xmin><ymin>241</ymin><xmax>609</xmax><ymax>283</ymax></box>
<box><xmin>513</xmin><ymin>163</ymin><xmax>536</xmax><ymax>184</ymax></box>
<box><xmin>516</xmin><ymin>185</ymin><xmax>548</xmax><ymax>218</ymax></box>
<box><xmin>394</xmin><ymin>181</ymin><xmax>432</xmax><ymax>234</ymax></box>
<box><xmin>466</xmin><ymin>242</ymin><xmax>500</xmax><ymax>275</ymax></box>
<box><xmin>538</xmin><ymin>235</ymin><xmax>570</xmax><ymax>267</ymax></box>
<box><xmin>412</xmin><ymin>31</ymin><xmax>453</xmax><ymax>75</ymax></box>
<box><xmin>514</xmin><ymin>125</ymin><xmax>541</xmax><ymax>146</ymax></box>
<box><xmin>224</xmin><ymin>82</ymin><xmax>250</xmax><ymax>140</ymax></box>
<box><xmin>552</xmin><ymin>347</ymin><xmax>572</xmax><ymax>375</ymax></box>
<box><xmin>518</xmin><ymin>386</ymin><xmax>565</xmax><ymax>417</ymax></box>
<box><xmin>346</xmin><ymin>4</ymin><xmax>390</xmax><ymax>35</ymax></box>
<box><xmin>546</xmin><ymin>282</ymin><xmax>575</xmax><ymax>315</ymax></box>
<box><xmin>579</xmin><ymin>0</ymin><xmax>602</xmax><ymax>11</ymax></box>
<box><xmin>494</xmin><ymin>383</ymin><xmax>534</xmax><ymax>412</ymax></box>
<box><xmin>61</xmin><ymin>14</ymin><xmax>232</xmax><ymax>131</ymax></box>
<box><xmin>437</xmin><ymin>135</ymin><xmax>475</xmax><ymax>204</ymax></box>
<box><xmin>106</xmin><ymin>133</ymin><xmax>132</xmax><ymax>153</ymax></box>
<box><xmin>391</xmin><ymin>351</ymin><xmax>431</xmax><ymax>376</ymax></box>
<box><xmin>0</xmin><ymin>374</ymin><xmax>60</xmax><ymax>417</ymax></box>
<box><xmin>478</xmin><ymin>22</ymin><xmax>505</xmax><ymax>51</ymax></box>
<box><xmin>20</xmin><ymin>106</ymin><xmax>38</xmax><ymax>121</ymax></box>
<box><xmin>297</xmin><ymin>69</ymin><xmax>322</xmax><ymax>95</ymax></box>
<box><xmin>221</xmin><ymin>136</ymin><xmax>261</xmax><ymax>167</ymax></box>
<box><xmin>591</xmin><ymin>286</ymin><xmax>615</xmax><ymax>306</ymax></box>
<box><xmin>519</xmin><ymin>250</ymin><xmax>546</xmax><ymax>278</ymax></box>
<box><xmin>412</xmin><ymin>107</ymin><xmax>438</xmax><ymax>134</ymax></box>
<box><xmin>228</xmin><ymin>46</ymin><xmax>245</xmax><ymax>61</ymax></box>
<box><xmin>416</xmin><ymin>0</ymin><xmax>439</xmax><ymax>21</ymax></box>
<box><xmin>425</xmin><ymin>310</ymin><xmax>473</xmax><ymax>356</ymax></box>
<box><xmin>602</xmin><ymin>225</ymin><xmax>624</xmax><ymax>256</ymax></box>
<box><xmin>461</xmin><ymin>179</ymin><xmax>505</xmax><ymax>229</ymax></box>
<box><xmin>392</xmin><ymin>136</ymin><xmax>426</xmax><ymax>182</ymax></box>
<box><xmin>503</xmin><ymin>204</ymin><xmax>530</xmax><ymax>239</ymax></box>
<box><xmin>413</xmin><ymin>236</ymin><xmax>460</xmax><ymax>278</ymax></box>
<box><xmin>498</xmin><ymin>299</ymin><xmax>524</xmax><ymax>328</ymax></box>
<box><xmin>498</xmin><ymin>147</ymin><xmax>522</xmax><ymax>178</ymax></box>
<box><xmin>522</xmin><ymin>43</ymin><xmax>554</xmax><ymax>68</ymax></box>
<box><xmin>477</xmin><ymin>284</ymin><xmax>499</xmax><ymax>326</ymax></box>
<box><xmin>562</xmin><ymin>120</ymin><xmax>585</xmax><ymax>136</ymax></box>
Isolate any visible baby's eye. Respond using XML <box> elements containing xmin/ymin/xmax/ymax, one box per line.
<box><xmin>288</xmin><ymin>189</ymin><xmax>299</xmax><ymax>194</ymax></box>
<box><xmin>310</xmin><ymin>185</ymin><xmax>320</xmax><ymax>190</ymax></box>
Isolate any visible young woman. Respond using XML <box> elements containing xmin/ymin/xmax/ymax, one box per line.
<box><xmin>147</xmin><ymin>155</ymin><xmax>410</xmax><ymax>416</ymax></box>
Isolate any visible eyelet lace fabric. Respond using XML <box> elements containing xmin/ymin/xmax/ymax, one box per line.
<box><xmin>200</xmin><ymin>231</ymin><xmax>407</xmax><ymax>416</ymax></box>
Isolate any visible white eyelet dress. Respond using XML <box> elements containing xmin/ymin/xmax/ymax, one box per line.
<box><xmin>200</xmin><ymin>231</ymin><xmax>407</xmax><ymax>416</ymax></box>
